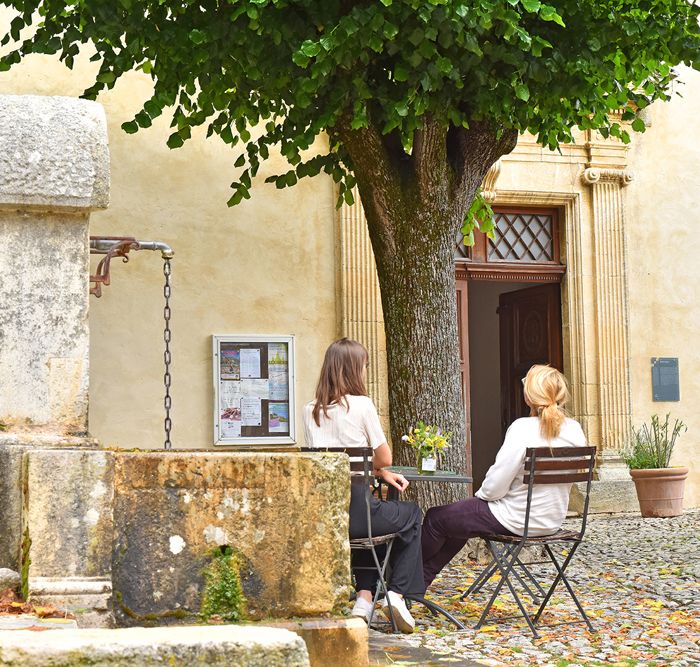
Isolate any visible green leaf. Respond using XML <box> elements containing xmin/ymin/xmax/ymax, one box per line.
<box><xmin>631</xmin><ymin>117</ymin><xmax>646</xmax><ymax>132</ymax></box>
<box><xmin>121</xmin><ymin>121</ymin><xmax>139</xmax><ymax>134</ymax></box>
<box><xmin>515</xmin><ymin>84</ymin><xmax>530</xmax><ymax>101</ymax></box>
<box><xmin>167</xmin><ymin>133</ymin><xmax>185</xmax><ymax>149</ymax></box>
<box><xmin>539</xmin><ymin>5</ymin><xmax>565</xmax><ymax>26</ymax></box>
<box><xmin>189</xmin><ymin>29</ymin><xmax>207</xmax><ymax>45</ymax></box>
<box><xmin>521</xmin><ymin>0</ymin><xmax>541</xmax><ymax>12</ymax></box>
<box><xmin>394</xmin><ymin>64</ymin><xmax>409</xmax><ymax>81</ymax></box>
<box><xmin>380</xmin><ymin>0</ymin><xmax>392</xmax><ymax>5</ymax></box>
<box><xmin>300</xmin><ymin>40</ymin><xmax>321</xmax><ymax>57</ymax></box>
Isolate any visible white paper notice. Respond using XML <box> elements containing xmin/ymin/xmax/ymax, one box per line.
<box><xmin>241</xmin><ymin>379</ymin><xmax>270</xmax><ymax>399</ymax></box>
<box><xmin>221</xmin><ymin>419</ymin><xmax>242</xmax><ymax>438</ymax></box>
<box><xmin>240</xmin><ymin>348</ymin><xmax>261</xmax><ymax>378</ymax></box>
<box><xmin>220</xmin><ymin>381</ymin><xmax>242</xmax><ymax>410</ymax></box>
<box><xmin>420</xmin><ymin>457</ymin><xmax>437</xmax><ymax>472</ymax></box>
<box><xmin>241</xmin><ymin>397</ymin><xmax>262</xmax><ymax>426</ymax></box>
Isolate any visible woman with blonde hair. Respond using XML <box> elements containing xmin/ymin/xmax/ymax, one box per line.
<box><xmin>421</xmin><ymin>364</ymin><xmax>586</xmax><ymax>589</ymax></box>
<box><xmin>303</xmin><ymin>338</ymin><xmax>424</xmax><ymax>633</ymax></box>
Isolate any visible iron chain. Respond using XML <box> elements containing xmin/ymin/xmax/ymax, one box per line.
<box><xmin>163</xmin><ymin>258</ymin><xmax>173</xmax><ymax>450</ymax></box>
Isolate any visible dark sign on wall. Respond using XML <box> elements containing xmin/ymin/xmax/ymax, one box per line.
<box><xmin>651</xmin><ymin>357</ymin><xmax>680</xmax><ymax>402</ymax></box>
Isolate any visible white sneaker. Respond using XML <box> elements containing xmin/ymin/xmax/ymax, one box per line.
<box><xmin>350</xmin><ymin>597</ymin><xmax>374</xmax><ymax>624</ymax></box>
<box><xmin>381</xmin><ymin>591</ymin><xmax>415</xmax><ymax>634</ymax></box>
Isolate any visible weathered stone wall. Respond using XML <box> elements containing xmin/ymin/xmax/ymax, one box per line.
<box><xmin>111</xmin><ymin>452</ymin><xmax>351</xmax><ymax>626</ymax></box>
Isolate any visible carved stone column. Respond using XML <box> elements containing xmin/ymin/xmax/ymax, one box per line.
<box><xmin>579</xmin><ymin>167</ymin><xmax>638</xmax><ymax>501</ymax></box>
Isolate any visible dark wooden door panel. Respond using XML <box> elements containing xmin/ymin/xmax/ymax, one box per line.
<box><xmin>499</xmin><ymin>283</ymin><xmax>562</xmax><ymax>435</ymax></box>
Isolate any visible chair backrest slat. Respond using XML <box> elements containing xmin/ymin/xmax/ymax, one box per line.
<box><xmin>522</xmin><ymin>447</ymin><xmax>595</xmax><ymax>486</ymax></box>
<box><xmin>524</xmin><ymin>471</ymin><xmax>591</xmax><ymax>485</ymax></box>
<box><xmin>532</xmin><ymin>458</ymin><xmax>592</xmax><ymax>471</ymax></box>
<box><xmin>525</xmin><ymin>446</ymin><xmax>596</xmax><ymax>458</ymax></box>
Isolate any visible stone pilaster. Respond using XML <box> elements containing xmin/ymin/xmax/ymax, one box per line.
<box><xmin>581</xmin><ymin>167</ymin><xmax>634</xmax><ymax>459</ymax></box>
<box><xmin>0</xmin><ymin>94</ymin><xmax>109</xmax><ymax>444</ymax></box>
<box><xmin>338</xmin><ymin>190</ymin><xmax>389</xmax><ymax>426</ymax></box>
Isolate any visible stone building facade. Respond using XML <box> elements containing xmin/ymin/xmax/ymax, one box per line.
<box><xmin>0</xmin><ymin>48</ymin><xmax>697</xmax><ymax>509</ymax></box>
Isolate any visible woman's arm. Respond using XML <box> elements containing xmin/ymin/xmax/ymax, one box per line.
<box><xmin>372</xmin><ymin>443</ymin><xmax>409</xmax><ymax>492</ymax></box>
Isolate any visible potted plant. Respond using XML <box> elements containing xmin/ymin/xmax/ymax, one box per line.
<box><xmin>402</xmin><ymin>422</ymin><xmax>451</xmax><ymax>474</ymax></box>
<box><xmin>623</xmin><ymin>414</ymin><xmax>688</xmax><ymax>518</ymax></box>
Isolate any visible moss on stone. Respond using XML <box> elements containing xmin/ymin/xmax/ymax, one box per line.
<box><xmin>20</xmin><ymin>526</ymin><xmax>31</xmax><ymax>600</ymax></box>
<box><xmin>200</xmin><ymin>546</ymin><xmax>247</xmax><ymax>623</ymax></box>
<box><xmin>113</xmin><ymin>590</ymin><xmax>193</xmax><ymax>626</ymax></box>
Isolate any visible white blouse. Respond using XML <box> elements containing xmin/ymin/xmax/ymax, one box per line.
<box><xmin>303</xmin><ymin>395</ymin><xmax>386</xmax><ymax>458</ymax></box>
<box><xmin>475</xmin><ymin>417</ymin><xmax>587</xmax><ymax>536</ymax></box>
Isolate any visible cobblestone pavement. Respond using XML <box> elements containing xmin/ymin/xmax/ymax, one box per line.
<box><xmin>370</xmin><ymin>510</ymin><xmax>700</xmax><ymax>666</ymax></box>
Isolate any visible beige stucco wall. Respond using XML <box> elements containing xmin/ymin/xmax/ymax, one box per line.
<box><xmin>0</xmin><ymin>50</ymin><xmax>338</xmax><ymax>450</ymax></box>
<box><xmin>625</xmin><ymin>66</ymin><xmax>700</xmax><ymax>508</ymax></box>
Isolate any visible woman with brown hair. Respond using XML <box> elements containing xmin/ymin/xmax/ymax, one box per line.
<box><xmin>421</xmin><ymin>364</ymin><xmax>586</xmax><ymax>589</ymax></box>
<box><xmin>303</xmin><ymin>338</ymin><xmax>424</xmax><ymax>633</ymax></box>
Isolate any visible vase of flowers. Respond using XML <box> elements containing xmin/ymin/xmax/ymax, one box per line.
<box><xmin>402</xmin><ymin>422</ymin><xmax>451</xmax><ymax>475</ymax></box>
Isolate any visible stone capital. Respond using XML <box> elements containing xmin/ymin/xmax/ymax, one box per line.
<box><xmin>581</xmin><ymin>167</ymin><xmax>634</xmax><ymax>187</ymax></box>
<box><xmin>0</xmin><ymin>94</ymin><xmax>110</xmax><ymax>211</ymax></box>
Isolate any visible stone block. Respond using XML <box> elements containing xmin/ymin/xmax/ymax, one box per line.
<box><xmin>24</xmin><ymin>449</ymin><xmax>114</xmax><ymax>625</ymax></box>
<box><xmin>0</xmin><ymin>625</ymin><xmax>310</xmax><ymax>666</ymax></box>
<box><xmin>0</xmin><ymin>94</ymin><xmax>109</xmax><ymax>210</ymax></box>
<box><xmin>263</xmin><ymin>618</ymin><xmax>368</xmax><ymax>667</ymax></box>
<box><xmin>0</xmin><ymin>445</ymin><xmax>25</xmax><ymax>570</ymax></box>
<box><xmin>111</xmin><ymin>452</ymin><xmax>351</xmax><ymax>626</ymax></box>
<box><xmin>0</xmin><ymin>568</ymin><xmax>20</xmax><ymax>592</ymax></box>
<box><xmin>569</xmin><ymin>480</ymin><xmax>639</xmax><ymax>515</ymax></box>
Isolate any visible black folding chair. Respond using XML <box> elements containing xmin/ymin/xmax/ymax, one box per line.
<box><xmin>300</xmin><ymin>445</ymin><xmax>400</xmax><ymax>632</ymax></box>
<box><xmin>464</xmin><ymin>446</ymin><xmax>596</xmax><ymax>638</ymax></box>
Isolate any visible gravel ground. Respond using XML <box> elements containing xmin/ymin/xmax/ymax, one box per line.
<box><xmin>370</xmin><ymin>510</ymin><xmax>700</xmax><ymax>666</ymax></box>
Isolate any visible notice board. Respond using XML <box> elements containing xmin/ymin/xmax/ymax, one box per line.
<box><xmin>213</xmin><ymin>335</ymin><xmax>295</xmax><ymax>445</ymax></box>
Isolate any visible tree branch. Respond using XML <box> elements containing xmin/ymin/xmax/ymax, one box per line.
<box><xmin>412</xmin><ymin>116</ymin><xmax>450</xmax><ymax>207</ymax></box>
<box><xmin>448</xmin><ymin>123</ymin><xmax>518</xmax><ymax>211</ymax></box>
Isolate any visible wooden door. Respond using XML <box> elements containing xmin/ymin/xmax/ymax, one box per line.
<box><xmin>456</xmin><ymin>274</ymin><xmax>472</xmax><ymax>480</ymax></box>
<box><xmin>498</xmin><ymin>283</ymin><xmax>562</xmax><ymax>435</ymax></box>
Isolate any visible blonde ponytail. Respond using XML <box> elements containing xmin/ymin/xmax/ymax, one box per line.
<box><xmin>523</xmin><ymin>365</ymin><xmax>570</xmax><ymax>440</ymax></box>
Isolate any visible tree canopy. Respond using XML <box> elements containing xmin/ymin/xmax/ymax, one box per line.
<box><xmin>2</xmin><ymin>0</ymin><xmax>699</xmax><ymax>212</ymax></box>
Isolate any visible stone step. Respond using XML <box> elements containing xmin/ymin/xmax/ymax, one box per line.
<box><xmin>0</xmin><ymin>625</ymin><xmax>310</xmax><ymax>666</ymax></box>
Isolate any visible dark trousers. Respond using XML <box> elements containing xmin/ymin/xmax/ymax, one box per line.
<box><xmin>422</xmin><ymin>497</ymin><xmax>513</xmax><ymax>589</ymax></box>
<box><xmin>349</xmin><ymin>483</ymin><xmax>425</xmax><ymax>596</ymax></box>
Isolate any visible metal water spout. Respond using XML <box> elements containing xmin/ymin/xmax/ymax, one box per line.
<box><xmin>89</xmin><ymin>236</ymin><xmax>175</xmax><ymax>449</ymax></box>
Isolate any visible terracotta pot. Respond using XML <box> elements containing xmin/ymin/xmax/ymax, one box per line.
<box><xmin>629</xmin><ymin>467</ymin><xmax>688</xmax><ymax>518</ymax></box>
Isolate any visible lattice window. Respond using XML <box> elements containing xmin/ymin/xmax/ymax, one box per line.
<box><xmin>487</xmin><ymin>212</ymin><xmax>554</xmax><ymax>263</ymax></box>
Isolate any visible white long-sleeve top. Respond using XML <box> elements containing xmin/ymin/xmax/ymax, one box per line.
<box><xmin>475</xmin><ymin>416</ymin><xmax>587</xmax><ymax>536</ymax></box>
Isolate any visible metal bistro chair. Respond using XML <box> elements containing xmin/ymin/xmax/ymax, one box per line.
<box><xmin>300</xmin><ymin>445</ymin><xmax>400</xmax><ymax>632</ymax></box>
<box><xmin>465</xmin><ymin>446</ymin><xmax>596</xmax><ymax>638</ymax></box>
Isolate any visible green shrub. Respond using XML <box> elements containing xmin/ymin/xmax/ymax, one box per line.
<box><xmin>199</xmin><ymin>546</ymin><xmax>247</xmax><ymax>623</ymax></box>
<box><xmin>623</xmin><ymin>414</ymin><xmax>686</xmax><ymax>469</ymax></box>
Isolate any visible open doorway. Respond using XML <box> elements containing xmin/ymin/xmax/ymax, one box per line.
<box><xmin>468</xmin><ymin>281</ymin><xmax>563</xmax><ymax>490</ymax></box>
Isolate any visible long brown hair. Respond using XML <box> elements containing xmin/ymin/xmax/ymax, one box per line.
<box><xmin>312</xmin><ymin>338</ymin><xmax>369</xmax><ymax>426</ymax></box>
<box><xmin>523</xmin><ymin>364</ymin><xmax>570</xmax><ymax>440</ymax></box>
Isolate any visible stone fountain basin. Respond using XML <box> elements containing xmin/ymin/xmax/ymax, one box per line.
<box><xmin>2</xmin><ymin>447</ymin><xmax>352</xmax><ymax>627</ymax></box>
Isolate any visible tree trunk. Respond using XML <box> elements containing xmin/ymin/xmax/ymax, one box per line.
<box><xmin>335</xmin><ymin>118</ymin><xmax>517</xmax><ymax>508</ymax></box>
<box><xmin>373</xmin><ymin>212</ymin><xmax>467</xmax><ymax>508</ymax></box>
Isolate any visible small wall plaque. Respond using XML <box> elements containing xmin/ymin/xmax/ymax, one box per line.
<box><xmin>651</xmin><ymin>357</ymin><xmax>680</xmax><ymax>402</ymax></box>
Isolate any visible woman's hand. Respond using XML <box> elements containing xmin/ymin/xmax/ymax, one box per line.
<box><xmin>379</xmin><ymin>469</ymin><xmax>409</xmax><ymax>493</ymax></box>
